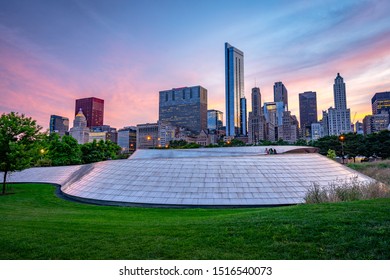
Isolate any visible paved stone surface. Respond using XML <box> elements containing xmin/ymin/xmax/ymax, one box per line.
<box><xmin>5</xmin><ymin>146</ymin><xmax>374</xmax><ymax>207</ymax></box>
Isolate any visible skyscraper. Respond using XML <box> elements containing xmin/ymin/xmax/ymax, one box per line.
<box><xmin>299</xmin><ymin>91</ymin><xmax>317</xmax><ymax>127</ymax></box>
<box><xmin>49</xmin><ymin>115</ymin><xmax>69</xmax><ymax>136</ymax></box>
<box><xmin>372</xmin><ymin>91</ymin><xmax>390</xmax><ymax>116</ymax></box>
<box><xmin>159</xmin><ymin>86</ymin><xmax>207</xmax><ymax>134</ymax></box>
<box><xmin>299</xmin><ymin>91</ymin><xmax>317</xmax><ymax>139</ymax></box>
<box><xmin>225</xmin><ymin>42</ymin><xmax>244</xmax><ymax>136</ymax></box>
<box><xmin>75</xmin><ymin>97</ymin><xmax>104</xmax><ymax>127</ymax></box>
<box><xmin>248</xmin><ymin>87</ymin><xmax>265</xmax><ymax>144</ymax></box>
<box><xmin>251</xmin><ymin>87</ymin><xmax>261</xmax><ymax>116</ymax></box>
<box><xmin>274</xmin><ymin>82</ymin><xmax>288</xmax><ymax>110</ymax></box>
<box><xmin>240</xmin><ymin>97</ymin><xmax>247</xmax><ymax>136</ymax></box>
<box><xmin>207</xmin><ymin>109</ymin><xmax>223</xmax><ymax>132</ymax></box>
<box><xmin>326</xmin><ymin>73</ymin><xmax>351</xmax><ymax>135</ymax></box>
<box><xmin>333</xmin><ymin>73</ymin><xmax>347</xmax><ymax>110</ymax></box>
<box><xmin>263</xmin><ymin>102</ymin><xmax>285</xmax><ymax>141</ymax></box>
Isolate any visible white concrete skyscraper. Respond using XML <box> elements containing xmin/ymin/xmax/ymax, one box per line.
<box><xmin>334</xmin><ymin>73</ymin><xmax>347</xmax><ymax>110</ymax></box>
<box><xmin>326</xmin><ymin>73</ymin><xmax>351</xmax><ymax>135</ymax></box>
<box><xmin>225</xmin><ymin>42</ymin><xmax>244</xmax><ymax>136</ymax></box>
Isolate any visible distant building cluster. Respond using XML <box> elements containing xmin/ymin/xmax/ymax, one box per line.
<box><xmin>50</xmin><ymin>43</ymin><xmax>390</xmax><ymax>149</ymax></box>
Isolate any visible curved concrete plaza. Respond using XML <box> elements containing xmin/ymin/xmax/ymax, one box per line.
<box><xmin>7</xmin><ymin>146</ymin><xmax>374</xmax><ymax>207</ymax></box>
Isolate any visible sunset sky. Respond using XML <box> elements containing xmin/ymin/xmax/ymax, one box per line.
<box><xmin>1</xmin><ymin>0</ymin><xmax>390</xmax><ymax>130</ymax></box>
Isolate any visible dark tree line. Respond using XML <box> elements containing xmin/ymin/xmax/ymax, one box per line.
<box><xmin>312</xmin><ymin>130</ymin><xmax>390</xmax><ymax>160</ymax></box>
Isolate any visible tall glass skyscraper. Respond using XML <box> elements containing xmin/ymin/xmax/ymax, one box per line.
<box><xmin>225</xmin><ymin>42</ymin><xmax>244</xmax><ymax>136</ymax></box>
<box><xmin>299</xmin><ymin>91</ymin><xmax>318</xmax><ymax>138</ymax></box>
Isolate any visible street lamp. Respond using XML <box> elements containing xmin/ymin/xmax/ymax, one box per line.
<box><xmin>338</xmin><ymin>134</ymin><xmax>345</xmax><ymax>164</ymax></box>
<box><xmin>146</xmin><ymin>135</ymin><xmax>155</xmax><ymax>148</ymax></box>
<box><xmin>40</xmin><ymin>149</ymin><xmax>45</xmax><ymax>160</ymax></box>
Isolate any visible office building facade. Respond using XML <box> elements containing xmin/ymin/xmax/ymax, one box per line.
<box><xmin>372</xmin><ymin>91</ymin><xmax>390</xmax><ymax>118</ymax></box>
<box><xmin>299</xmin><ymin>91</ymin><xmax>317</xmax><ymax>128</ymax></box>
<box><xmin>91</xmin><ymin>125</ymin><xmax>118</xmax><ymax>143</ymax></box>
<box><xmin>299</xmin><ymin>91</ymin><xmax>317</xmax><ymax>139</ymax></box>
<box><xmin>136</xmin><ymin>123</ymin><xmax>159</xmax><ymax>149</ymax></box>
<box><xmin>75</xmin><ymin>97</ymin><xmax>104</xmax><ymax>127</ymax></box>
<box><xmin>363</xmin><ymin>113</ymin><xmax>390</xmax><ymax>135</ymax></box>
<box><xmin>207</xmin><ymin>109</ymin><xmax>223</xmax><ymax>132</ymax></box>
<box><xmin>225</xmin><ymin>42</ymin><xmax>245</xmax><ymax>136</ymax></box>
<box><xmin>159</xmin><ymin>86</ymin><xmax>207</xmax><ymax>135</ymax></box>
<box><xmin>274</xmin><ymin>82</ymin><xmax>288</xmax><ymax>110</ymax></box>
<box><xmin>118</xmin><ymin>126</ymin><xmax>137</xmax><ymax>152</ymax></box>
<box><xmin>248</xmin><ymin>87</ymin><xmax>265</xmax><ymax>144</ymax></box>
<box><xmin>49</xmin><ymin>115</ymin><xmax>69</xmax><ymax>136</ymax></box>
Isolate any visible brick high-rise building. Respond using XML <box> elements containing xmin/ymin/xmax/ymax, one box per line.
<box><xmin>75</xmin><ymin>97</ymin><xmax>104</xmax><ymax>127</ymax></box>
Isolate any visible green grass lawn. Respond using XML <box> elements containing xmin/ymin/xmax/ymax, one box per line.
<box><xmin>0</xmin><ymin>183</ymin><xmax>389</xmax><ymax>260</ymax></box>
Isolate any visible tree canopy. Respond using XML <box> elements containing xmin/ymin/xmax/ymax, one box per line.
<box><xmin>0</xmin><ymin>112</ymin><xmax>42</xmax><ymax>194</ymax></box>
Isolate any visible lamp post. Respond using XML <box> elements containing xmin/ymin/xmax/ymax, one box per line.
<box><xmin>339</xmin><ymin>134</ymin><xmax>345</xmax><ymax>164</ymax></box>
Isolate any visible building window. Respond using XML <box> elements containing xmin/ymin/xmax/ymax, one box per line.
<box><xmin>165</xmin><ymin>93</ymin><xmax>168</xmax><ymax>102</ymax></box>
<box><xmin>172</xmin><ymin>92</ymin><xmax>175</xmax><ymax>101</ymax></box>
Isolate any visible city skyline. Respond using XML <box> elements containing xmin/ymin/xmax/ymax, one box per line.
<box><xmin>1</xmin><ymin>0</ymin><xmax>390</xmax><ymax>130</ymax></box>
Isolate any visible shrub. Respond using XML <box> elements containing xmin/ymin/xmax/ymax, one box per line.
<box><xmin>305</xmin><ymin>176</ymin><xmax>390</xmax><ymax>204</ymax></box>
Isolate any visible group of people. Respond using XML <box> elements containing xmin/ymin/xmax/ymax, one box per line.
<box><xmin>265</xmin><ymin>148</ymin><xmax>277</xmax><ymax>155</ymax></box>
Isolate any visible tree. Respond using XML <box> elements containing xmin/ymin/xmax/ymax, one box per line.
<box><xmin>0</xmin><ymin>112</ymin><xmax>42</xmax><ymax>195</ymax></box>
<box><xmin>81</xmin><ymin>140</ymin><xmax>121</xmax><ymax>164</ymax></box>
<box><xmin>365</xmin><ymin>130</ymin><xmax>390</xmax><ymax>159</ymax></box>
<box><xmin>47</xmin><ymin>134</ymin><xmax>82</xmax><ymax>166</ymax></box>
<box><xmin>327</xmin><ymin>149</ymin><xmax>336</xmax><ymax>159</ymax></box>
<box><xmin>294</xmin><ymin>139</ymin><xmax>308</xmax><ymax>146</ymax></box>
<box><xmin>312</xmin><ymin>136</ymin><xmax>340</xmax><ymax>156</ymax></box>
<box><xmin>343</xmin><ymin>133</ymin><xmax>365</xmax><ymax>162</ymax></box>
